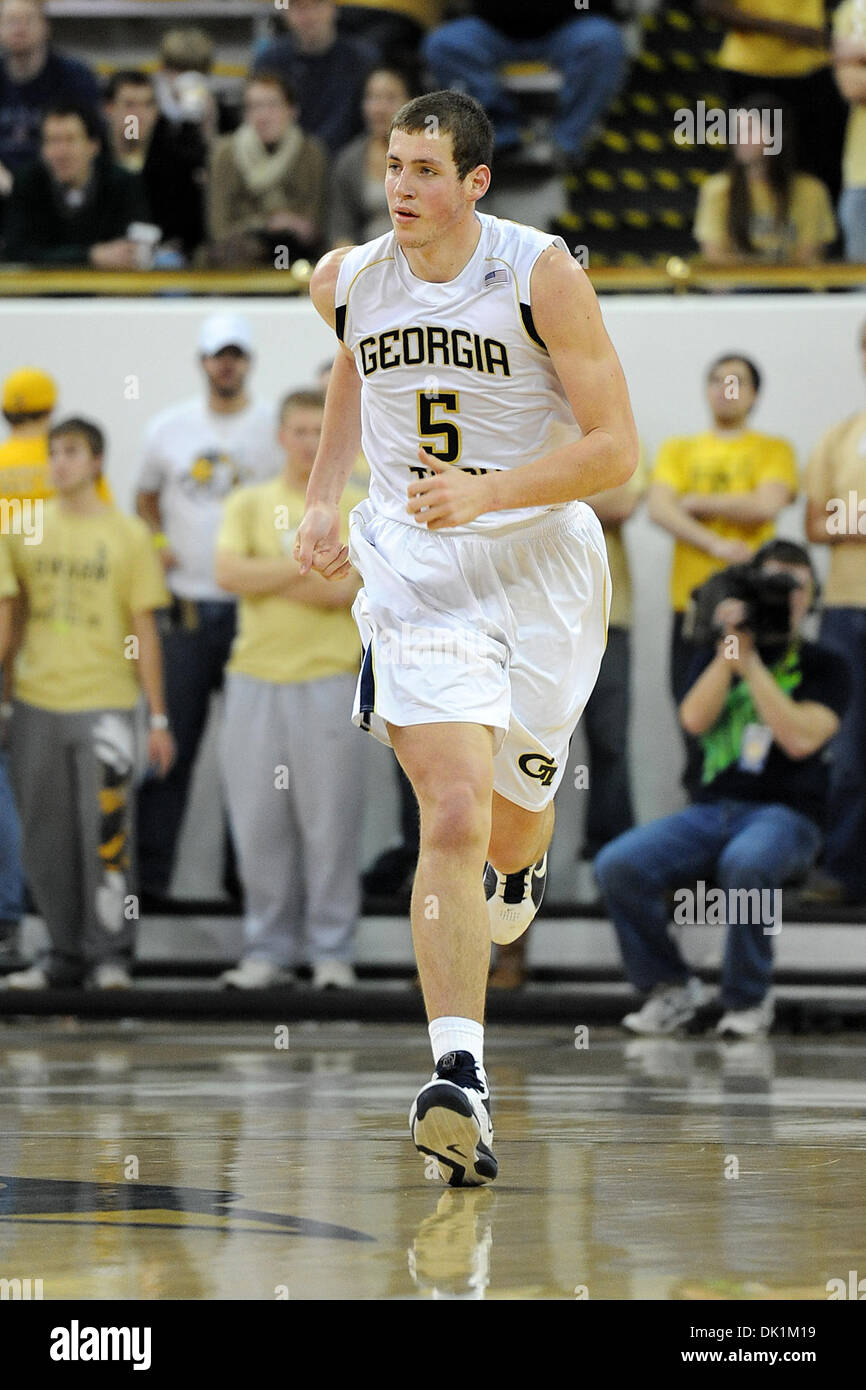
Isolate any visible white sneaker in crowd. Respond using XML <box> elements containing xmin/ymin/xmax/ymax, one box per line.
<box><xmin>2</xmin><ymin>965</ymin><xmax>50</xmax><ymax>989</ymax></box>
<box><xmin>716</xmin><ymin>993</ymin><xmax>775</xmax><ymax>1039</ymax></box>
<box><xmin>622</xmin><ymin>977</ymin><xmax>713</xmax><ymax>1035</ymax></box>
<box><xmin>91</xmin><ymin>964</ymin><xmax>133</xmax><ymax>990</ymax></box>
<box><xmin>219</xmin><ymin>959</ymin><xmax>290</xmax><ymax>989</ymax></box>
<box><xmin>312</xmin><ymin>960</ymin><xmax>356</xmax><ymax>990</ymax></box>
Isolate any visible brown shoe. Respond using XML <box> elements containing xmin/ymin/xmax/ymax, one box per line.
<box><xmin>797</xmin><ymin>872</ymin><xmax>849</xmax><ymax>905</ymax></box>
<box><xmin>488</xmin><ymin>939</ymin><xmax>527</xmax><ymax>990</ymax></box>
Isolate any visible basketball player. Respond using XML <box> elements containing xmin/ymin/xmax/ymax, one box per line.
<box><xmin>296</xmin><ymin>90</ymin><xmax>638</xmax><ymax>1186</ymax></box>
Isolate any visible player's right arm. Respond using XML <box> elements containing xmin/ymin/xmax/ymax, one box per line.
<box><xmin>296</xmin><ymin>248</ymin><xmax>362</xmax><ymax>580</ymax></box>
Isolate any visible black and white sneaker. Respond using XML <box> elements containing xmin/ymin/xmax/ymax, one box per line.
<box><xmin>409</xmin><ymin>1050</ymin><xmax>498</xmax><ymax>1188</ymax></box>
<box><xmin>483</xmin><ymin>851</ymin><xmax>548</xmax><ymax>945</ymax></box>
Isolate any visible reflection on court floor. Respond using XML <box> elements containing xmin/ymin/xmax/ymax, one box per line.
<box><xmin>0</xmin><ymin>1021</ymin><xmax>863</xmax><ymax>1299</ymax></box>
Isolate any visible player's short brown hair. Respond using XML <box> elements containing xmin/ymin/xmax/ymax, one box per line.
<box><xmin>49</xmin><ymin>416</ymin><xmax>105</xmax><ymax>459</ymax></box>
<box><xmin>279</xmin><ymin>389</ymin><xmax>325</xmax><ymax>422</ymax></box>
<box><xmin>390</xmin><ymin>90</ymin><xmax>494</xmax><ymax>181</ymax></box>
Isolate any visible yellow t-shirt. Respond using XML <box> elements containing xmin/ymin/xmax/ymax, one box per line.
<box><xmin>694</xmin><ymin>171</ymin><xmax>837</xmax><ymax>259</ymax></box>
<box><xmin>0</xmin><ymin>433</ymin><xmax>114</xmax><ymax>506</ymax></box>
<box><xmin>592</xmin><ymin>446</ymin><xmax>649</xmax><ymax>629</ymax></box>
<box><xmin>717</xmin><ymin>0</ymin><xmax>828</xmax><ymax>76</ymax></box>
<box><xmin>653</xmin><ymin>430</ymin><xmax>799</xmax><ymax>611</ymax></box>
<box><xmin>834</xmin><ymin>0</ymin><xmax>866</xmax><ymax>188</ymax></box>
<box><xmin>218</xmin><ymin>476</ymin><xmax>364</xmax><ymax>685</ymax></box>
<box><xmin>7</xmin><ymin>500</ymin><xmax>170</xmax><ymax>711</ymax></box>
<box><xmin>804</xmin><ymin>408</ymin><xmax>866</xmax><ymax>606</ymax></box>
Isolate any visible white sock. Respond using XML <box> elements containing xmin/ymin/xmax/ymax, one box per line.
<box><xmin>429</xmin><ymin>1016</ymin><xmax>484</xmax><ymax>1067</ymax></box>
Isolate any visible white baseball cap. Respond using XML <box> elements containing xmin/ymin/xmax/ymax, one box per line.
<box><xmin>198</xmin><ymin>312</ymin><xmax>253</xmax><ymax>356</ymax></box>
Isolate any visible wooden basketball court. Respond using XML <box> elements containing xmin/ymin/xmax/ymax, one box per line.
<box><xmin>1</xmin><ymin>1019</ymin><xmax>863</xmax><ymax>1301</ymax></box>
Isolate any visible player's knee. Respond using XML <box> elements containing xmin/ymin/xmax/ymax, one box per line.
<box><xmin>418</xmin><ymin>779</ymin><xmax>490</xmax><ymax>855</ymax></box>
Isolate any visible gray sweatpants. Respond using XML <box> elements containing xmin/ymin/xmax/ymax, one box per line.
<box><xmin>9</xmin><ymin>701</ymin><xmax>138</xmax><ymax>983</ymax></box>
<box><xmin>220</xmin><ymin>672</ymin><xmax>362</xmax><ymax>967</ymax></box>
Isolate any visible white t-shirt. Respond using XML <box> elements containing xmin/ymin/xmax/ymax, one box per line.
<box><xmin>334</xmin><ymin>212</ymin><xmax>580</xmax><ymax>535</ymax></box>
<box><xmin>136</xmin><ymin>397</ymin><xmax>282</xmax><ymax>600</ymax></box>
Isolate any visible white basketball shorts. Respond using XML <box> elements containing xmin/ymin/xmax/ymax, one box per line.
<box><xmin>347</xmin><ymin>497</ymin><xmax>611</xmax><ymax>811</ymax></box>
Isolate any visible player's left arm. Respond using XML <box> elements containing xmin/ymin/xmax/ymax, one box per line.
<box><xmin>406</xmin><ymin>249</ymin><xmax>638</xmax><ymax>528</ymax></box>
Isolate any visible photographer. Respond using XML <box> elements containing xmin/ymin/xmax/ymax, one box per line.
<box><xmin>595</xmin><ymin>540</ymin><xmax>850</xmax><ymax>1039</ymax></box>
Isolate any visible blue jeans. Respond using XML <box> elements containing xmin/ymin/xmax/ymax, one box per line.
<box><xmin>581</xmin><ymin>626</ymin><xmax>634</xmax><ymax>857</ymax></box>
<box><xmin>839</xmin><ymin>188</ymin><xmax>866</xmax><ymax>263</ymax></box>
<box><xmin>422</xmin><ymin>15</ymin><xmax>628</xmax><ymax>159</ymax></box>
<box><xmin>0</xmin><ymin>747</ymin><xmax>24</xmax><ymax>932</ymax></box>
<box><xmin>819</xmin><ymin>607</ymin><xmax>866</xmax><ymax>901</ymax></box>
<box><xmin>595</xmin><ymin>800</ymin><xmax>823</xmax><ymax>1009</ymax></box>
<box><xmin>136</xmin><ymin>599</ymin><xmax>237</xmax><ymax>894</ymax></box>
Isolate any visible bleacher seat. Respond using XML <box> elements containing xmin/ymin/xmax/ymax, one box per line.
<box><xmin>500</xmin><ymin>6</ymin><xmax>728</xmax><ymax>266</ymax></box>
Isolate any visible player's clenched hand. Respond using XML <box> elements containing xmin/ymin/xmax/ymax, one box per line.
<box><xmin>407</xmin><ymin>449</ymin><xmax>492</xmax><ymax>529</ymax></box>
<box><xmin>294</xmin><ymin>502</ymin><xmax>352</xmax><ymax>580</ymax></box>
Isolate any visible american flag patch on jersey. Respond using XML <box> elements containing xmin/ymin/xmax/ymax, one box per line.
<box><xmin>484</xmin><ymin>268</ymin><xmax>509</xmax><ymax>287</ymax></box>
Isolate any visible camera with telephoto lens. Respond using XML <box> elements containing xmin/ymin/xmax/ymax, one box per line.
<box><xmin>683</xmin><ymin>561</ymin><xmax>799</xmax><ymax>648</ymax></box>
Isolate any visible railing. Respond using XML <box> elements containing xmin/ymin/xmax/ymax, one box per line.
<box><xmin>0</xmin><ymin>262</ymin><xmax>865</xmax><ymax>297</ymax></box>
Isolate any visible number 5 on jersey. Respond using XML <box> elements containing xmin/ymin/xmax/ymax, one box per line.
<box><xmin>417</xmin><ymin>390</ymin><xmax>461</xmax><ymax>464</ymax></box>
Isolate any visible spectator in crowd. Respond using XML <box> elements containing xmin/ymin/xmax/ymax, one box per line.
<box><xmin>803</xmin><ymin>321</ymin><xmax>866</xmax><ymax>905</ymax></box>
<box><xmin>336</xmin><ymin>0</ymin><xmax>441</xmax><ymax>64</ymax></box>
<box><xmin>215</xmin><ymin>390</ymin><xmax>364</xmax><ymax>989</ymax></box>
<box><xmin>331</xmin><ymin>65</ymin><xmax>414</xmax><ymax>247</ymax></box>
<box><xmin>0</xmin><ymin>0</ymin><xmax>100</xmax><ymax>193</ymax></box>
<box><xmin>595</xmin><ymin>540</ymin><xmax>850</xmax><ymax>1038</ymax></box>
<box><xmin>154</xmin><ymin>26</ymin><xmax>219</xmax><ymax>144</ymax></box>
<box><xmin>203</xmin><ymin>73</ymin><xmax>328</xmax><ymax>269</ymax></box>
<box><xmin>700</xmin><ymin>1</ymin><xmax>847</xmax><ymax>202</ymax></box>
<box><xmin>832</xmin><ymin>0</ymin><xmax>866</xmax><ymax>261</ymax></box>
<box><xmin>694</xmin><ymin>100</ymin><xmax>837</xmax><ymax>264</ymax></box>
<box><xmin>103</xmin><ymin>70</ymin><xmax>207</xmax><ymax>262</ymax></box>
<box><xmin>421</xmin><ymin>1</ymin><xmax>628</xmax><ymax>169</ymax></box>
<box><xmin>0</xmin><ymin>366</ymin><xmax>114</xmax><ymax>970</ymax></box>
<box><xmin>649</xmin><ymin>353</ymin><xmax>798</xmax><ymax>706</ymax></box>
<box><xmin>254</xmin><ymin>0</ymin><xmax>378</xmax><ymax>155</ymax></box>
<box><xmin>0</xmin><ymin>366</ymin><xmax>113</xmax><ymax>504</ymax></box>
<box><xmin>2</xmin><ymin>104</ymin><xmax>148</xmax><ymax>267</ymax></box>
<box><xmin>134</xmin><ymin>314</ymin><xmax>282</xmax><ymax>905</ymax></box>
<box><xmin>0</xmin><ymin>417</ymin><xmax>174</xmax><ymax>991</ymax></box>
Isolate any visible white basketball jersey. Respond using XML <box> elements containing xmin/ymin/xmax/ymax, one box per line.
<box><xmin>334</xmin><ymin>212</ymin><xmax>580</xmax><ymax>534</ymax></box>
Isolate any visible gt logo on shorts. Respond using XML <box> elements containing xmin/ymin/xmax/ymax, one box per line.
<box><xmin>518</xmin><ymin>754</ymin><xmax>557</xmax><ymax>786</ymax></box>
